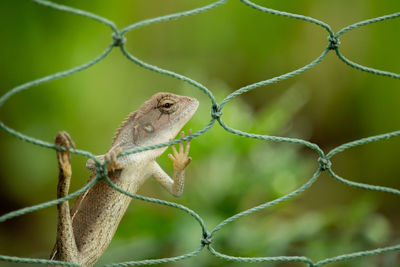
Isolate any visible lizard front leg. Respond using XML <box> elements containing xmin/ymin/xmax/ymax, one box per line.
<box><xmin>151</xmin><ymin>130</ymin><xmax>192</xmax><ymax>197</ymax></box>
<box><xmin>85</xmin><ymin>146</ymin><xmax>123</xmax><ymax>172</ymax></box>
<box><xmin>51</xmin><ymin>131</ymin><xmax>79</xmax><ymax>265</ymax></box>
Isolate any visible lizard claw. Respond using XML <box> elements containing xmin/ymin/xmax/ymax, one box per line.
<box><xmin>168</xmin><ymin>129</ymin><xmax>192</xmax><ymax>170</ymax></box>
<box><xmin>55</xmin><ymin>131</ymin><xmax>76</xmax><ymax>151</ymax></box>
<box><xmin>105</xmin><ymin>147</ymin><xmax>123</xmax><ymax>173</ymax></box>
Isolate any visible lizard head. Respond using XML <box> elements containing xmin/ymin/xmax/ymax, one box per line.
<box><xmin>136</xmin><ymin>92</ymin><xmax>199</xmax><ymax>146</ymax></box>
<box><xmin>85</xmin><ymin>93</ymin><xmax>198</xmax><ymax>171</ymax></box>
<box><xmin>111</xmin><ymin>92</ymin><xmax>199</xmax><ymax>150</ymax></box>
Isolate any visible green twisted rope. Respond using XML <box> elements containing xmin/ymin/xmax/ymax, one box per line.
<box><xmin>0</xmin><ymin>0</ymin><xmax>399</xmax><ymax>266</ymax></box>
<box><xmin>208</xmin><ymin>246</ymin><xmax>314</xmax><ymax>265</ymax></box>
<box><xmin>104</xmin><ymin>247</ymin><xmax>203</xmax><ymax>267</ymax></box>
<box><xmin>31</xmin><ymin>0</ymin><xmax>118</xmax><ymax>32</ymax></box>
<box><xmin>209</xmin><ymin>169</ymin><xmax>321</xmax><ymax>237</ymax></box>
<box><xmin>0</xmin><ymin>175</ymin><xmax>101</xmax><ymax>223</ymax></box>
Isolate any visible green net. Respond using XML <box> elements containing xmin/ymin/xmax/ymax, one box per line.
<box><xmin>1</xmin><ymin>0</ymin><xmax>399</xmax><ymax>266</ymax></box>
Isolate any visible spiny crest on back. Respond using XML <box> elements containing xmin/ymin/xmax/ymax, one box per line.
<box><xmin>111</xmin><ymin>110</ymin><xmax>137</xmax><ymax>147</ymax></box>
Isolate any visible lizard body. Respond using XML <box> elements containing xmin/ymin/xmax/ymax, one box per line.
<box><xmin>50</xmin><ymin>92</ymin><xmax>198</xmax><ymax>266</ymax></box>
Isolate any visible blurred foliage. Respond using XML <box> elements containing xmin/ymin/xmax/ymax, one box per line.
<box><xmin>0</xmin><ymin>0</ymin><xmax>399</xmax><ymax>266</ymax></box>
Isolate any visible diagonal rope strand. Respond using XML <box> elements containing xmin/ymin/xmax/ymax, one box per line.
<box><xmin>0</xmin><ymin>175</ymin><xmax>101</xmax><ymax>223</ymax></box>
<box><xmin>31</xmin><ymin>0</ymin><xmax>118</xmax><ymax>32</ymax></box>
<box><xmin>103</xmin><ymin>246</ymin><xmax>204</xmax><ymax>267</ymax></box>
<box><xmin>240</xmin><ymin>0</ymin><xmax>334</xmax><ymax>36</ymax></box>
<box><xmin>0</xmin><ymin>45</ymin><xmax>114</xmax><ymax>108</ymax></box>
<box><xmin>209</xmin><ymin>169</ymin><xmax>321</xmax><ymax>237</ymax></box>
<box><xmin>120</xmin><ymin>0</ymin><xmax>227</xmax><ymax>35</ymax></box>
<box><xmin>336</xmin><ymin>12</ymin><xmax>400</xmax><ymax>37</ymax></box>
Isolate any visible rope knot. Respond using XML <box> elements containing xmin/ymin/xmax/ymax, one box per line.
<box><xmin>318</xmin><ymin>157</ymin><xmax>331</xmax><ymax>171</ymax></box>
<box><xmin>112</xmin><ymin>32</ymin><xmax>126</xmax><ymax>47</ymax></box>
<box><xmin>94</xmin><ymin>164</ymin><xmax>108</xmax><ymax>178</ymax></box>
<box><xmin>327</xmin><ymin>36</ymin><xmax>340</xmax><ymax>50</ymax></box>
<box><xmin>201</xmin><ymin>233</ymin><xmax>212</xmax><ymax>246</ymax></box>
<box><xmin>211</xmin><ymin>104</ymin><xmax>222</xmax><ymax>119</ymax></box>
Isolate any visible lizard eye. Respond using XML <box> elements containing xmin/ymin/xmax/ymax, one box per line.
<box><xmin>163</xmin><ymin>102</ymin><xmax>172</xmax><ymax>108</ymax></box>
<box><xmin>157</xmin><ymin>97</ymin><xmax>177</xmax><ymax>114</ymax></box>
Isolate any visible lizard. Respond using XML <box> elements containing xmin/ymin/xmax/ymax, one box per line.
<box><xmin>50</xmin><ymin>92</ymin><xmax>199</xmax><ymax>267</ymax></box>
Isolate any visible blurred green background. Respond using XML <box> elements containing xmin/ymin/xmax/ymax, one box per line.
<box><xmin>0</xmin><ymin>0</ymin><xmax>399</xmax><ymax>266</ymax></box>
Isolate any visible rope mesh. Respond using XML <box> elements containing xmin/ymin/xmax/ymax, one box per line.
<box><xmin>1</xmin><ymin>0</ymin><xmax>399</xmax><ymax>266</ymax></box>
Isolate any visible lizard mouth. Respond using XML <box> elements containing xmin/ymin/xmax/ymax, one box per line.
<box><xmin>178</xmin><ymin>97</ymin><xmax>199</xmax><ymax>122</ymax></box>
<box><xmin>168</xmin><ymin>96</ymin><xmax>198</xmax><ymax>135</ymax></box>
<box><xmin>187</xmin><ymin>97</ymin><xmax>199</xmax><ymax>115</ymax></box>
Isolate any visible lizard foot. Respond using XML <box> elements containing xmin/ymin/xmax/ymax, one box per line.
<box><xmin>55</xmin><ymin>131</ymin><xmax>75</xmax><ymax>172</ymax></box>
<box><xmin>168</xmin><ymin>129</ymin><xmax>192</xmax><ymax>171</ymax></box>
<box><xmin>104</xmin><ymin>147</ymin><xmax>123</xmax><ymax>173</ymax></box>
<box><xmin>54</xmin><ymin>131</ymin><xmax>75</xmax><ymax>198</ymax></box>
<box><xmin>55</xmin><ymin>131</ymin><xmax>76</xmax><ymax>151</ymax></box>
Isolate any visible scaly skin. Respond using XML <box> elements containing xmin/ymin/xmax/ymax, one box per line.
<box><xmin>50</xmin><ymin>93</ymin><xmax>199</xmax><ymax>267</ymax></box>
